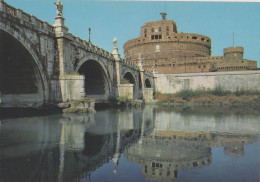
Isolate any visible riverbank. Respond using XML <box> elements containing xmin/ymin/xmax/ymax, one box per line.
<box><xmin>154</xmin><ymin>88</ymin><xmax>260</xmax><ymax>107</ymax></box>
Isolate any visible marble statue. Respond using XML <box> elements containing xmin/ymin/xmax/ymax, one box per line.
<box><xmin>54</xmin><ymin>0</ymin><xmax>63</xmax><ymax>17</ymax></box>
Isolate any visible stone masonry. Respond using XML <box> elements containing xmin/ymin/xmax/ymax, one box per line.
<box><xmin>0</xmin><ymin>0</ymin><xmax>154</xmax><ymax>108</ymax></box>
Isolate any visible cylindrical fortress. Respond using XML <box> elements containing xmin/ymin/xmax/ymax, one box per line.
<box><xmin>224</xmin><ymin>47</ymin><xmax>244</xmax><ymax>61</ymax></box>
<box><xmin>123</xmin><ymin>15</ymin><xmax>212</xmax><ymax>70</ymax></box>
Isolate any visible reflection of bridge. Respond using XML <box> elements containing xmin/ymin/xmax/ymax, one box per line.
<box><xmin>0</xmin><ymin>108</ymin><xmax>154</xmax><ymax>182</ymax></box>
<box><xmin>0</xmin><ymin>0</ymin><xmax>154</xmax><ymax>108</ymax></box>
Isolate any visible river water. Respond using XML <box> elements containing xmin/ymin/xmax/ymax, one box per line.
<box><xmin>0</xmin><ymin>105</ymin><xmax>259</xmax><ymax>182</ymax></box>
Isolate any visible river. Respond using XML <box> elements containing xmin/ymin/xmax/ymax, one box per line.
<box><xmin>0</xmin><ymin>105</ymin><xmax>259</xmax><ymax>182</ymax></box>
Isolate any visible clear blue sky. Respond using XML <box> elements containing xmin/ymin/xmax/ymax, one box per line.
<box><xmin>6</xmin><ymin>0</ymin><xmax>260</xmax><ymax>65</ymax></box>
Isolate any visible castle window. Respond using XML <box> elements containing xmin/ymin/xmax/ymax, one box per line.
<box><xmin>155</xmin><ymin>45</ymin><xmax>160</xmax><ymax>52</ymax></box>
<box><xmin>192</xmin><ymin>36</ymin><xmax>197</xmax><ymax>40</ymax></box>
<box><xmin>207</xmin><ymin>40</ymin><xmax>210</xmax><ymax>42</ymax></box>
<box><xmin>159</xmin><ymin>27</ymin><xmax>161</xmax><ymax>32</ymax></box>
<box><xmin>198</xmin><ymin>66</ymin><xmax>201</xmax><ymax>68</ymax></box>
<box><xmin>151</xmin><ymin>28</ymin><xmax>154</xmax><ymax>33</ymax></box>
<box><xmin>145</xmin><ymin>34</ymin><xmax>147</xmax><ymax>37</ymax></box>
<box><xmin>166</xmin><ymin>26</ymin><xmax>169</xmax><ymax>31</ymax></box>
<box><xmin>144</xmin><ymin>29</ymin><xmax>147</xmax><ymax>34</ymax></box>
<box><xmin>187</xmin><ymin>36</ymin><xmax>189</xmax><ymax>39</ymax></box>
<box><xmin>201</xmin><ymin>38</ymin><xmax>205</xmax><ymax>41</ymax></box>
<box><xmin>151</xmin><ymin>35</ymin><xmax>154</xmax><ymax>40</ymax></box>
<box><xmin>167</xmin><ymin>171</ymin><xmax>170</xmax><ymax>176</ymax></box>
<box><xmin>155</xmin><ymin>35</ymin><xmax>158</xmax><ymax>39</ymax></box>
<box><xmin>159</xmin><ymin>35</ymin><xmax>162</xmax><ymax>39</ymax></box>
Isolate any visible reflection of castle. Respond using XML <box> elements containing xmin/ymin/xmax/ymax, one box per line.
<box><xmin>125</xmin><ymin>135</ymin><xmax>212</xmax><ymax>182</ymax></box>
<box><xmin>125</xmin><ymin>130</ymin><xmax>257</xmax><ymax>182</ymax></box>
<box><xmin>123</xmin><ymin>107</ymin><xmax>259</xmax><ymax>182</ymax></box>
<box><xmin>124</xmin><ymin>13</ymin><xmax>258</xmax><ymax>74</ymax></box>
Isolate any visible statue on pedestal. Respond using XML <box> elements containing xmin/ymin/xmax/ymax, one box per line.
<box><xmin>112</xmin><ymin>38</ymin><xmax>120</xmax><ymax>61</ymax></box>
<box><xmin>54</xmin><ymin>0</ymin><xmax>63</xmax><ymax>17</ymax></box>
<box><xmin>113</xmin><ymin>38</ymin><xmax>118</xmax><ymax>49</ymax></box>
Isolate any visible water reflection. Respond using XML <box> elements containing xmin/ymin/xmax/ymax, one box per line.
<box><xmin>0</xmin><ymin>106</ymin><xmax>259</xmax><ymax>182</ymax></box>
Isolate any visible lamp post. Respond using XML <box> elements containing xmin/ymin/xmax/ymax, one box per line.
<box><xmin>89</xmin><ymin>28</ymin><xmax>91</xmax><ymax>43</ymax></box>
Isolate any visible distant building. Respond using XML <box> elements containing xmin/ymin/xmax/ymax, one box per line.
<box><xmin>123</xmin><ymin>13</ymin><xmax>258</xmax><ymax>74</ymax></box>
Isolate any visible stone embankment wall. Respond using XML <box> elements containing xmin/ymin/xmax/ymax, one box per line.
<box><xmin>156</xmin><ymin>71</ymin><xmax>260</xmax><ymax>93</ymax></box>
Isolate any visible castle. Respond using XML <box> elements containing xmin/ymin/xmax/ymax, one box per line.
<box><xmin>123</xmin><ymin>13</ymin><xmax>257</xmax><ymax>74</ymax></box>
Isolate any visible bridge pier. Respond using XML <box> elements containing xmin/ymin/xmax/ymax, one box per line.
<box><xmin>53</xmin><ymin>5</ymin><xmax>94</xmax><ymax>112</ymax></box>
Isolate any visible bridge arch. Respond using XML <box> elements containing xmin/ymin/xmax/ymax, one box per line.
<box><xmin>122</xmin><ymin>72</ymin><xmax>140</xmax><ymax>98</ymax></box>
<box><xmin>123</xmin><ymin>72</ymin><xmax>136</xmax><ymax>84</ymax></box>
<box><xmin>0</xmin><ymin>25</ymin><xmax>49</xmax><ymax>107</ymax></box>
<box><xmin>77</xmin><ymin>58</ymin><xmax>112</xmax><ymax>101</ymax></box>
<box><xmin>145</xmin><ymin>78</ymin><xmax>152</xmax><ymax>88</ymax></box>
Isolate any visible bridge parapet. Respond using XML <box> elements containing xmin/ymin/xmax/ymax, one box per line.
<box><xmin>144</xmin><ymin>70</ymin><xmax>153</xmax><ymax>77</ymax></box>
<box><xmin>69</xmin><ymin>34</ymin><xmax>114</xmax><ymax>60</ymax></box>
<box><xmin>0</xmin><ymin>1</ymin><xmax>54</xmax><ymax>33</ymax></box>
<box><xmin>121</xmin><ymin>58</ymin><xmax>140</xmax><ymax>71</ymax></box>
<box><xmin>120</xmin><ymin>58</ymin><xmax>154</xmax><ymax>78</ymax></box>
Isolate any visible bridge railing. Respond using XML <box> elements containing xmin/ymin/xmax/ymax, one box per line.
<box><xmin>1</xmin><ymin>2</ymin><xmax>54</xmax><ymax>32</ymax></box>
<box><xmin>70</xmin><ymin>34</ymin><xmax>115</xmax><ymax>60</ymax></box>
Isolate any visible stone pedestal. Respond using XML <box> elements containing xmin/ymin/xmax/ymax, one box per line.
<box><xmin>138</xmin><ymin>54</ymin><xmax>145</xmax><ymax>98</ymax></box>
<box><xmin>59</xmin><ymin>74</ymin><xmax>85</xmax><ymax>102</ymax></box>
<box><xmin>112</xmin><ymin>40</ymin><xmax>121</xmax><ymax>86</ymax></box>
<box><xmin>143</xmin><ymin>88</ymin><xmax>153</xmax><ymax>100</ymax></box>
<box><xmin>54</xmin><ymin>16</ymin><xmax>68</xmax><ymax>33</ymax></box>
<box><xmin>118</xmin><ymin>84</ymin><xmax>134</xmax><ymax>99</ymax></box>
<box><xmin>58</xmin><ymin>75</ymin><xmax>95</xmax><ymax>113</ymax></box>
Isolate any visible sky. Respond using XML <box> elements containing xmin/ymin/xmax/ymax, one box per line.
<box><xmin>5</xmin><ymin>0</ymin><xmax>260</xmax><ymax>65</ymax></box>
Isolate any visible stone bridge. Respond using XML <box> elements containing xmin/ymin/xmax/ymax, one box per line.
<box><xmin>0</xmin><ymin>0</ymin><xmax>154</xmax><ymax>108</ymax></box>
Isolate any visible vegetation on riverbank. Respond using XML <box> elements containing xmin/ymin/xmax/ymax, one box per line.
<box><xmin>108</xmin><ymin>96</ymin><xmax>143</xmax><ymax>108</ymax></box>
<box><xmin>154</xmin><ymin>87</ymin><xmax>260</xmax><ymax>106</ymax></box>
<box><xmin>61</xmin><ymin>97</ymin><xmax>95</xmax><ymax>113</ymax></box>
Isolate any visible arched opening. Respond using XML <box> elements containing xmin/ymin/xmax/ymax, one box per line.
<box><xmin>123</xmin><ymin>72</ymin><xmax>135</xmax><ymax>84</ymax></box>
<box><xmin>123</xmin><ymin>72</ymin><xmax>138</xmax><ymax>98</ymax></box>
<box><xmin>0</xmin><ymin>30</ymin><xmax>45</xmax><ymax>107</ymax></box>
<box><xmin>83</xmin><ymin>133</ymin><xmax>108</xmax><ymax>156</ymax></box>
<box><xmin>78</xmin><ymin>60</ymin><xmax>110</xmax><ymax>100</ymax></box>
<box><xmin>145</xmin><ymin>79</ymin><xmax>152</xmax><ymax>88</ymax></box>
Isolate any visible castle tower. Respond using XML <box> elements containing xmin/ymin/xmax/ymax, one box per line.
<box><xmin>123</xmin><ymin>13</ymin><xmax>211</xmax><ymax>73</ymax></box>
<box><xmin>224</xmin><ymin>47</ymin><xmax>244</xmax><ymax>61</ymax></box>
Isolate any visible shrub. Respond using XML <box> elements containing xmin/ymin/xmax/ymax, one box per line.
<box><xmin>108</xmin><ymin>96</ymin><xmax>141</xmax><ymax>107</ymax></box>
<box><xmin>154</xmin><ymin>87</ymin><xmax>260</xmax><ymax>103</ymax></box>
<box><xmin>212</xmin><ymin>86</ymin><xmax>231</xmax><ymax>96</ymax></box>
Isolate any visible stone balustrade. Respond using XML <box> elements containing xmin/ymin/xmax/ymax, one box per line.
<box><xmin>1</xmin><ymin>2</ymin><xmax>54</xmax><ymax>32</ymax></box>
